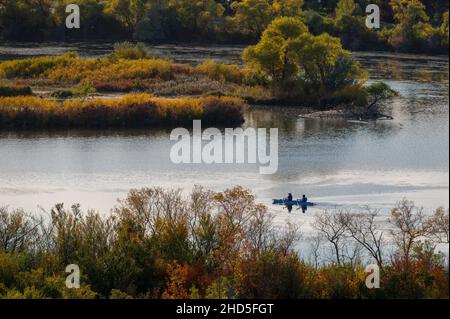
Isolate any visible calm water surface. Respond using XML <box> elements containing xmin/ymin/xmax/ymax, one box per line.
<box><xmin>0</xmin><ymin>43</ymin><xmax>448</xmax><ymax>226</ymax></box>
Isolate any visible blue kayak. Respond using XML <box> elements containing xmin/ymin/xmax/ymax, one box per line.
<box><xmin>272</xmin><ymin>199</ymin><xmax>316</xmax><ymax>206</ymax></box>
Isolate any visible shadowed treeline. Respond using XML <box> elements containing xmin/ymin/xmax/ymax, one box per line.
<box><xmin>0</xmin><ymin>186</ymin><xmax>448</xmax><ymax>299</ymax></box>
<box><xmin>0</xmin><ymin>1</ymin><xmax>448</xmax><ymax>54</ymax></box>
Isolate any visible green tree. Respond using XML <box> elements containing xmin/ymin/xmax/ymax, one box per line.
<box><xmin>290</xmin><ymin>33</ymin><xmax>363</xmax><ymax>92</ymax></box>
<box><xmin>54</xmin><ymin>0</ymin><xmax>105</xmax><ymax>36</ymax></box>
<box><xmin>73</xmin><ymin>79</ymin><xmax>96</xmax><ymax>99</ymax></box>
<box><xmin>332</xmin><ymin>0</ymin><xmax>376</xmax><ymax>50</ymax></box>
<box><xmin>389</xmin><ymin>0</ymin><xmax>434</xmax><ymax>52</ymax></box>
<box><xmin>243</xmin><ymin>17</ymin><xmax>364</xmax><ymax>104</ymax></box>
<box><xmin>440</xmin><ymin>11</ymin><xmax>449</xmax><ymax>47</ymax></box>
<box><xmin>106</xmin><ymin>0</ymin><xmax>152</xmax><ymax>33</ymax></box>
<box><xmin>167</xmin><ymin>0</ymin><xmax>225</xmax><ymax>37</ymax></box>
<box><xmin>229</xmin><ymin>0</ymin><xmax>273</xmax><ymax>37</ymax></box>
<box><xmin>243</xmin><ymin>17</ymin><xmax>308</xmax><ymax>87</ymax></box>
<box><xmin>335</xmin><ymin>0</ymin><xmax>358</xmax><ymax>20</ymax></box>
<box><xmin>134</xmin><ymin>0</ymin><xmax>169</xmax><ymax>41</ymax></box>
<box><xmin>0</xmin><ymin>0</ymin><xmax>54</xmax><ymax>40</ymax></box>
<box><xmin>355</xmin><ymin>81</ymin><xmax>397</xmax><ymax>118</ymax></box>
<box><xmin>272</xmin><ymin>0</ymin><xmax>304</xmax><ymax>17</ymax></box>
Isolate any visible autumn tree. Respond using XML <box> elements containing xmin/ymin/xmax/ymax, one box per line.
<box><xmin>335</xmin><ymin>0</ymin><xmax>358</xmax><ymax>20</ymax></box>
<box><xmin>272</xmin><ymin>0</ymin><xmax>304</xmax><ymax>17</ymax></box>
<box><xmin>389</xmin><ymin>0</ymin><xmax>434</xmax><ymax>52</ymax></box>
<box><xmin>312</xmin><ymin>211</ymin><xmax>348</xmax><ymax>265</ymax></box>
<box><xmin>425</xmin><ymin>207</ymin><xmax>449</xmax><ymax>244</ymax></box>
<box><xmin>0</xmin><ymin>0</ymin><xmax>54</xmax><ymax>40</ymax></box>
<box><xmin>53</xmin><ymin>0</ymin><xmax>106</xmax><ymax>37</ymax></box>
<box><xmin>289</xmin><ymin>32</ymin><xmax>363</xmax><ymax>92</ymax></box>
<box><xmin>0</xmin><ymin>190</ymin><xmax>449</xmax><ymax>299</ymax></box>
<box><xmin>388</xmin><ymin>199</ymin><xmax>429</xmax><ymax>266</ymax></box>
<box><xmin>242</xmin><ymin>17</ymin><xmax>308</xmax><ymax>90</ymax></box>
<box><xmin>229</xmin><ymin>0</ymin><xmax>273</xmax><ymax>37</ymax></box>
<box><xmin>332</xmin><ymin>0</ymin><xmax>376</xmax><ymax>50</ymax></box>
<box><xmin>167</xmin><ymin>0</ymin><xmax>225</xmax><ymax>37</ymax></box>
<box><xmin>352</xmin><ymin>81</ymin><xmax>397</xmax><ymax>119</ymax></box>
<box><xmin>343</xmin><ymin>209</ymin><xmax>386</xmax><ymax>268</ymax></box>
<box><xmin>133</xmin><ymin>0</ymin><xmax>169</xmax><ymax>41</ymax></box>
<box><xmin>441</xmin><ymin>11</ymin><xmax>449</xmax><ymax>47</ymax></box>
<box><xmin>243</xmin><ymin>16</ymin><xmax>364</xmax><ymax>104</ymax></box>
<box><xmin>0</xmin><ymin>207</ymin><xmax>40</xmax><ymax>253</ymax></box>
<box><xmin>106</xmin><ymin>0</ymin><xmax>152</xmax><ymax>33</ymax></box>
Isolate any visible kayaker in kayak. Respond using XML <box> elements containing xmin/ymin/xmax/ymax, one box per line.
<box><xmin>287</xmin><ymin>193</ymin><xmax>293</xmax><ymax>201</ymax></box>
<box><xmin>301</xmin><ymin>194</ymin><xmax>308</xmax><ymax>203</ymax></box>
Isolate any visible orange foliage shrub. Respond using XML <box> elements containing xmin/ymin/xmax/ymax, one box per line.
<box><xmin>0</xmin><ymin>94</ymin><xmax>246</xmax><ymax>129</ymax></box>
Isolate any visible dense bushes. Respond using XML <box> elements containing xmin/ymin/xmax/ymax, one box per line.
<box><xmin>0</xmin><ymin>53</ymin><xmax>78</xmax><ymax>79</ymax></box>
<box><xmin>0</xmin><ymin>187</ymin><xmax>448</xmax><ymax>299</ymax></box>
<box><xmin>386</xmin><ymin>0</ymin><xmax>447</xmax><ymax>53</ymax></box>
<box><xmin>108</xmin><ymin>42</ymin><xmax>154</xmax><ymax>61</ymax></box>
<box><xmin>0</xmin><ymin>94</ymin><xmax>246</xmax><ymax>129</ymax></box>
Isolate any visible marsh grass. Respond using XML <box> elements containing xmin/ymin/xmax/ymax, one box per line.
<box><xmin>0</xmin><ymin>53</ymin><xmax>78</xmax><ymax>79</ymax></box>
<box><xmin>196</xmin><ymin>60</ymin><xmax>244</xmax><ymax>84</ymax></box>
<box><xmin>0</xmin><ymin>94</ymin><xmax>246</xmax><ymax>129</ymax></box>
<box><xmin>0</xmin><ymin>52</ymin><xmax>367</xmax><ymax>107</ymax></box>
<box><xmin>0</xmin><ymin>53</ymin><xmax>257</xmax><ymax>95</ymax></box>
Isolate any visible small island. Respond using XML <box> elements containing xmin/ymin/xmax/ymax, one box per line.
<box><xmin>0</xmin><ymin>17</ymin><xmax>400</xmax><ymax>130</ymax></box>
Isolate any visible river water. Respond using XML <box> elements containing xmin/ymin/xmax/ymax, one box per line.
<box><xmin>0</xmin><ymin>43</ymin><xmax>448</xmax><ymax>227</ymax></box>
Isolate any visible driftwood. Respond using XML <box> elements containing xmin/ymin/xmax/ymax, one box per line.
<box><xmin>300</xmin><ymin>109</ymin><xmax>393</xmax><ymax>120</ymax></box>
<box><xmin>350</xmin><ymin>110</ymin><xmax>393</xmax><ymax>120</ymax></box>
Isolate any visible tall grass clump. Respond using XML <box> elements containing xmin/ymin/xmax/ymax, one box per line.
<box><xmin>196</xmin><ymin>60</ymin><xmax>244</xmax><ymax>84</ymax></box>
<box><xmin>108</xmin><ymin>42</ymin><xmax>154</xmax><ymax>61</ymax></box>
<box><xmin>0</xmin><ymin>94</ymin><xmax>245</xmax><ymax>129</ymax></box>
<box><xmin>46</xmin><ymin>58</ymin><xmax>193</xmax><ymax>91</ymax></box>
<box><xmin>0</xmin><ymin>52</ymin><xmax>78</xmax><ymax>78</ymax></box>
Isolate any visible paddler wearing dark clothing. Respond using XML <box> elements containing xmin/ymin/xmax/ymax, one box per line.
<box><xmin>301</xmin><ymin>194</ymin><xmax>307</xmax><ymax>203</ymax></box>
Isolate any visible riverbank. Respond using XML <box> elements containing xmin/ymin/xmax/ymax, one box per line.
<box><xmin>0</xmin><ymin>94</ymin><xmax>245</xmax><ymax>129</ymax></box>
<box><xmin>0</xmin><ymin>186</ymin><xmax>448</xmax><ymax>299</ymax></box>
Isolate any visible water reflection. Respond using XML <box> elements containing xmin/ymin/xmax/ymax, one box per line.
<box><xmin>356</xmin><ymin>52</ymin><xmax>449</xmax><ymax>83</ymax></box>
<box><xmin>245</xmin><ymin>107</ymin><xmax>401</xmax><ymax>140</ymax></box>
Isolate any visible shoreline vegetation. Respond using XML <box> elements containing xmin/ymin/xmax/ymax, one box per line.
<box><xmin>0</xmin><ymin>18</ymin><xmax>399</xmax><ymax>129</ymax></box>
<box><xmin>0</xmin><ymin>1</ymin><xmax>448</xmax><ymax>55</ymax></box>
<box><xmin>0</xmin><ymin>94</ymin><xmax>245</xmax><ymax>129</ymax></box>
<box><xmin>0</xmin><ymin>186</ymin><xmax>448</xmax><ymax>299</ymax></box>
